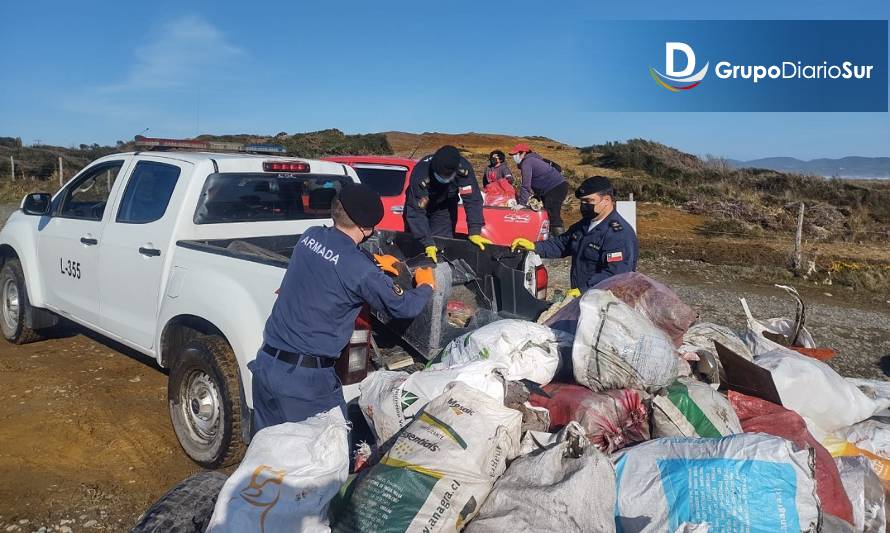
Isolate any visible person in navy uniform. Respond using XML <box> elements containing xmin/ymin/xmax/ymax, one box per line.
<box><xmin>249</xmin><ymin>183</ymin><xmax>435</xmax><ymax>433</ymax></box>
<box><xmin>404</xmin><ymin>145</ymin><xmax>492</xmax><ymax>262</ymax></box>
<box><xmin>511</xmin><ymin>176</ymin><xmax>638</xmax><ymax>297</ymax></box>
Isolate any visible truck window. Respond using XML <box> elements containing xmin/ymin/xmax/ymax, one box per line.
<box><xmin>116</xmin><ymin>161</ymin><xmax>181</xmax><ymax>224</ymax></box>
<box><xmin>353</xmin><ymin>165</ymin><xmax>407</xmax><ymax>197</ymax></box>
<box><xmin>56</xmin><ymin>161</ymin><xmax>125</xmax><ymax>221</ymax></box>
<box><xmin>193</xmin><ymin>173</ymin><xmax>353</xmax><ymax>224</ymax></box>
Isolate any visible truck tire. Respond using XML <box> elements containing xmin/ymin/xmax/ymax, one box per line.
<box><xmin>0</xmin><ymin>258</ymin><xmax>44</xmax><ymax>344</ymax></box>
<box><xmin>131</xmin><ymin>470</ymin><xmax>227</xmax><ymax>533</ymax></box>
<box><xmin>168</xmin><ymin>335</ymin><xmax>246</xmax><ymax>469</ymax></box>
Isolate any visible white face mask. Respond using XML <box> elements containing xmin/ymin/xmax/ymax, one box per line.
<box><xmin>512</xmin><ymin>153</ymin><xmax>522</xmax><ymax>165</ymax></box>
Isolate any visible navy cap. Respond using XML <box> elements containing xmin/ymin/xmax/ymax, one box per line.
<box><xmin>338</xmin><ymin>183</ymin><xmax>383</xmax><ymax>227</ymax></box>
<box><xmin>575</xmin><ymin>176</ymin><xmax>614</xmax><ymax>198</ymax></box>
<box><xmin>431</xmin><ymin>145</ymin><xmax>461</xmax><ymax>177</ymax></box>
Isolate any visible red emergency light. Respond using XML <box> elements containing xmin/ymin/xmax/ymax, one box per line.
<box><xmin>263</xmin><ymin>161</ymin><xmax>310</xmax><ymax>172</ymax></box>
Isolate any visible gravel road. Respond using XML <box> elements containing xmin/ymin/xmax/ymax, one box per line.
<box><xmin>546</xmin><ymin>256</ymin><xmax>890</xmax><ymax>381</ymax></box>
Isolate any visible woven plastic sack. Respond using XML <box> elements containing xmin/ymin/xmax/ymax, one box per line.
<box><xmin>207</xmin><ymin>408</ymin><xmax>349</xmax><ymax>533</ymax></box>
<box><xmin>358</xmin><ymin>361</ymin><xmax>506</xmax><ymax>446</ymax></box>
<box><xmin>465</xmin><ymin>422</ymin><xmax>616</xmax><ymax>533</ymax></box>
<box><xmin>652</xmin><ymin>377</ymin><xmax>742</xmax><ymax>439</ymax></box>
<box><xmin>571</xmin><ymin>289</ymin><xmax>678</xmax><ymax>392</ymax></box>
<box><xmin>614</xmin><ymin>433</ymin><xmax>821</xmax><ymax>533</ymax></box>
<box><xmin>836</xmin><ymin>456</ymin><xmax>887</xmax><ymax>533</ymax></box>
<box><xmin>333</xmin><ymin>381</ymin><xmax>521</xmax><ymax>533</ymax></box>
<box><xmin>729</xmin><ymin>391</ymin><xmax>854</xmax><ymax>525</ymax></box>
<box><xmin>528</xmin><ymin>383</ymin><xmax>649</xmax><ymax>453</ymax></box>
<box><xmin>593</xmin><ymin>272</ymin><xmax>696</xmax><ymax>348</ymax></box>
<box><xmin>681</xmin><ymin>322</ymin><xmax>754</xmax><ymax>362</ymax></box>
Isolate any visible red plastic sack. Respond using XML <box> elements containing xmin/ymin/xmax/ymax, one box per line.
<box><xmin>729</xmin><ymin>391</ymin><xmax>854</xmax><ymax>525</ymax></box>
<box><xmin>593</xmin><ymin>272</ymin><xmax>696</xmax><ymax>348</ymax></box>
<box><xmin>483</xmin><ymin>180</ymin><xmax>516</xmax><ymax>207</ymax></box>
<box><xmin>529</xmin><ymin>383</ymin><xmax>649</xmax><ymax>453</ymax></box>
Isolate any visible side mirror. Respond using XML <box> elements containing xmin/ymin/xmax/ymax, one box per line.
<box><xmin>21</xmin><ymin>193</ymin><xmax>52</xmax><ymax>216</ymax></box>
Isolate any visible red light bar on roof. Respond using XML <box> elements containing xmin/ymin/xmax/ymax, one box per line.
<box><xmin>263</xmin><ymin>161</ymin><xmax>310</xmax><ymax>172</ymax></box>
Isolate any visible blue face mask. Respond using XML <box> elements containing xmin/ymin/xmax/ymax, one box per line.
<box><xmin>433</xmin><ymin>172</ymin><xmax>455</xmax><ymax>184</ymax></box>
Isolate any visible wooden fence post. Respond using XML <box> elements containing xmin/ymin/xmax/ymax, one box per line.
<box><xmin>58</xmin><ymin>157</ymin><xmax>64</xmax><ymax>186</ymax></box>
<box><xmin>792</xmin><ymin>202</ymin><xmax>805</xmax><ymax>276</ymax></box>
<box><xmin>9</xmin><ymin>156</ymin><xmax>14</xmax><ymax>182</ymax></box>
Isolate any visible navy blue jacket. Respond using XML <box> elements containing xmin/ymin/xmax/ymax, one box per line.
<box><xmin>535</xmin><ymin>209</ymin><xmax>638</xmax><ymax>291</ymax></box>
<box><xmin>404</xmin><ymin>154</ymin><xmax>485</xmax><ymax>247</ymax></box>
<box><xmin>263</xmin><ymin>226</ymin><xmax>432</xmax><ymax>358</ymax></box>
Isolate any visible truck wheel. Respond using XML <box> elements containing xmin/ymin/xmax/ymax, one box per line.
<box><xmin>0</xmin><ymin>258</ymin><xmax>44</xmax><ymax>344</ymax></box>
<box><xmin>168</xmin><ymin>335</ymin><xmax>246</xmax><ymax>469</ymax></box>
<box><xmin>132</xmin><ymin>470</ymin><xmax>227</xmax><ymax>533</ymax></box>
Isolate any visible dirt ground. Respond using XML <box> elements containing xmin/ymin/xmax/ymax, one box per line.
<box><xmin>0</xmin><ymin>329</ymin><xmax>200</xmax><ymax>532</ymax></box>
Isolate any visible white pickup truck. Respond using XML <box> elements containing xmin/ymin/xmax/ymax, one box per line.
<box><xmin>0</xmin><ymin>149</ymin><xmax>548</xmax><ymax>469</ymax></box>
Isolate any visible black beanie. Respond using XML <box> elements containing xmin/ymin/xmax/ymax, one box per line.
<box><xmin>338</xmin><ymin>183</ymin><xmax>384</xmax><ymax>227</ymax></box>
<box><xmin>575</xmin><ymin>176</ymin><xmax>614</xmax><ymax>198</ymax></box>
<box><xmin>431</xmin><ymin>145</ymin><xmax>461</xmax><ymax>176</ymax></box>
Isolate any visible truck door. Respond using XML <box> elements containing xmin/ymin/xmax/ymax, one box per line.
<box><xmin>98</xmin><ymin>158</ymin><xmax>189</xmax><ymax>349</ymax></box>
<box><xmin>37</xmin><ymin>159</ymin><xmax>130</xmax><ymax>326</ymax></box>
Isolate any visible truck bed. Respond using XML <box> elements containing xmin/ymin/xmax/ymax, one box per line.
<box><xmin>177</xmin><ymin>230</ymin><xmax>550</xmax><ymax>359</ymax></box>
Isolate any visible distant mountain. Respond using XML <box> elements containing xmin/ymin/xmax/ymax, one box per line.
<box><xmin>728</xmin><ymin>156</ymin><xmax>890</xmax><ymax>179</ymax></box>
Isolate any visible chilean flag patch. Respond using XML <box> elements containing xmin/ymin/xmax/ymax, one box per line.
<box><xmin>459</xmin><ymin>185</ymin><xmax>473</xmax><ymax>195</ymax></box>
<box><xmin>606</xmin><ymin>251</ymin><xmax>623</xmax><ymax>263</ymax></box>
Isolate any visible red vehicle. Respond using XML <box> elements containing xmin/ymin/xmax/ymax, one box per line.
<box><xmin>324</xmin><ymin>156</ymin><xmax>550</xmax><ymax>245</ymax></box>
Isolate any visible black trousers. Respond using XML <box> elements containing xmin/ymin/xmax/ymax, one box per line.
<box><xmin>540</xmin><ymin>181</ymin><xmax>569</xmax><ymax>232</ymax></box>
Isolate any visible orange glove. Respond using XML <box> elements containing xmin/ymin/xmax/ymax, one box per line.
<box><xmin>373</xmin><ymin>254</ymin><xmax>400</xmax><ymax>276</ymax></box>
<box><xmin>414</xmin><ymin>267</ymin><xmax>436</xmax><ymax>290</ymax></box>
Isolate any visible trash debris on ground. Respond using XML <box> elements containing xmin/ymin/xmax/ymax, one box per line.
<box><xmin>613</xmin><ymin>433</ymin><xmax>821</xmax><ymax>533</ymax></box>
<box><xmin>729</xmin><ymin>391</ymin><xmax>854</xmax><ymax>525</ymax></box>
<box><xmin>754</xmin><ymin>347</ymin><xmax>890</xmax><ymax>441</ymax></box>
<box><xmin>465</xmin><ymin>422</ymin><xmax>616</xmax><ymax>533</ymax></box>
<box><xmin>569</xmin><ymin>289</ymin><xmax>678</xmax><ymax>392</ymax></box>
<box><xmin>207</xmin><ymin>407</ymin><xmax>349</xmax><ymax>533</ymax></box>
<box><xmin>436</xmin><ymin>319</ymin><xmax>570</xmax><ymax>385</ymax></box>
<box><xmin>593</xmin><ymin>272</ymin><xmax>697</xmax><ymax>348</ymax></box>
<box><xmin>333</xmin><ymin>381</ymin><xmax>521</xmax><ymax>533</ymax></box>
<box><xmin>835</xmin><ymin>456</ymin><xmax>887</xmax><ymax>533</ymax></box>
<box><xmin>528</xmin><ymin>383</ymin><xmax>649</xmax><ymax>453</ymax></box>
<box><xmin>358</xmin><ymin>361</ymin><xmax>506</xmax><ymax>446</ymax></box>
<box><xmin>651</xmin><ymin>377</ymin><xmax>743</xmax><ymax>439</ymax></box>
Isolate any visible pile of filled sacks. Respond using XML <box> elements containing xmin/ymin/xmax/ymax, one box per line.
<box><xmin>212</xmin><ymin>272</ymin><xmax>890</xmax><ymax>533</ymax></box>
<box><xmin>339</xmin><ymin>273</ymin><xmax>890</xmax><ymax>532</ymax></box>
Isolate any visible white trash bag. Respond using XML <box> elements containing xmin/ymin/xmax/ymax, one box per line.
<box><xmin>755</xmin><ymin>349</ymin><xmax>889</xmax><ymax>441</ymax></box>
<box><xmin>437</xmin><ymin>319</ymin><xmax>571</xmax><ymax>385</ymax></box>
<box><xmin>572</xmin><ymin>289</ymin><xmax>677</xmax><ymax>392</ymax></box>
<box><xmin>207</xmin><ymin>407</ymin><xmax>349</xmax><ymax>533</ymax></box>
<box><xmin>614</xmin><ymin>433</ymin><xmax>821</xmax><ymax>533</ymax></box>
<box><xmin>358</xmin><ymin>360</ymin><xmax>506</xmax><ymax>446</ymax></box>
<box><xmin>334</xmin><ymin>381</ymin><xmax>522</xmax><ymax>533</ymax></box>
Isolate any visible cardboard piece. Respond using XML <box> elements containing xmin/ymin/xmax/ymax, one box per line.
<box><xmin>715</xmin><ymin>341</ymin><xmax>782</xmax><ymax>406</ymax></box>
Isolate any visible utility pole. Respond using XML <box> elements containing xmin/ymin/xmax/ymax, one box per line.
<box><xmin>59</xmin><ymin>157</ymin><xmax>64</xmax><ymax>187</ymax></box>
<box><xmin>9</xmin><ymin>156</ymin><xmax>14</xmax><ymax>182</ymax></box>
<box><xmin>792</xmin><ymin>202</ymin><xmax>805</xmax><ymax>276</ymax></box>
